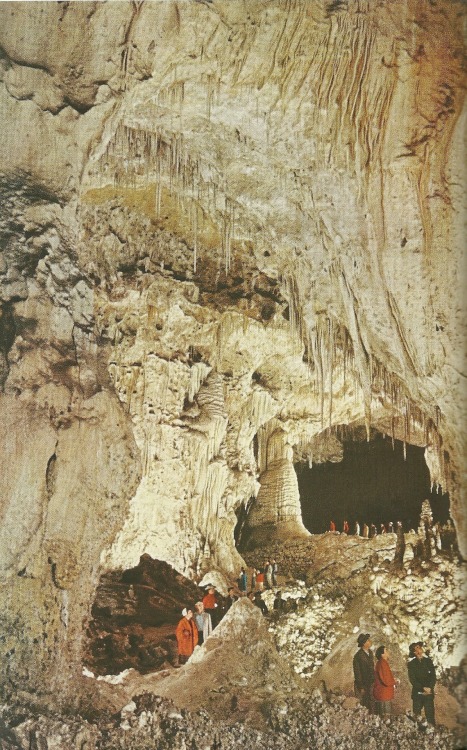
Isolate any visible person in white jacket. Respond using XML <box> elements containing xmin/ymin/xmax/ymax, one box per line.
<box><xmin>194</xmin><ymin>601</ymin><xmax>212</xmax><ymax>645</ymax></box>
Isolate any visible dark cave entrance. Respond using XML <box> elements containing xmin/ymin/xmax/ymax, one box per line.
<box><xmin>295</xmin><ymin>432</ymin><xmax>450</xmax><ymax>534</ymax></box>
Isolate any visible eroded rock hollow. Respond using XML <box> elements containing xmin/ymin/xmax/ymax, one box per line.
<box><xmin>0</xmin><ymin>0</ymin><xmax>465</xmax><ymax>734</ymax></box>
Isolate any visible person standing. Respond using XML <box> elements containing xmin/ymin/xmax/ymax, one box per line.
<box><xmin>225</xmin><ymin>586</ymin><xmax>239</xmax><ymax>610</ymax></box>
<box><xmin>408</xmin><ymin>642</ymin><xmax>436</xmax><ymax>725</ymax></box>
<box><xmin>265</xmin><ymin>560</ymin><xmax>273</xmax><ymax>589</ymax></box>
<box><xmin>251</xmin><ymin>568</ymin><xmax>257</xmax><ymax>590</ymax></box>
<box><xmin>193</xmin><ymin>601</ymin><xmax>212</xmax><ymax>645</ymax></box>
<box><xmin>373</xmin><ymin>645</ymin><xmax>398</xmax><ymax>716</ymax></box>
<box><xmin>202</xmin><ymin>586</ymin><xmax>220</xmax><ymax>628</ymax></box>
<box><xmin>354</xmin><ymin>521</ymin><xmax>361</xmax><ymax>536</ymax></box>
<box><xmin>329</xmin><ymin>520</ymin><xmax>336</xmax><ymax>532</ymax></box>
<box><xmin>254</xmin><ymin>591</ymin><xmax>268</xmax><ymax>615</ymax></box>
<box><xmin>238</xmin><ymin>567</ymin><xmax>248</xmax><ymax>596</ymax></box>
<box><xmin>175</xmin><ymin>607</ymin><xmax>198</xmax><ymax>664</ymax></box>
<box><xmin>271</xmin><ymin>558</ymin><xmax>278</xmax><ymax>586</ymax></box>
<box><xmin>353</xmin><ymin>633</ymin><xmax>375</xmax><ymax>711</ymax></box>
<box><xmin>362</xmin><ymin>523</ymin><xmax>369</xmax><ymax>538</ymax></box>
<box><xmin>343</xmin><ymin>520</ymin><xmax>349</xmax><ymax>534</ymax></box>
<box><xmin>256</xmin><ymin>569</ymin><xmax>265</xmax><ymax>591</ymax></box>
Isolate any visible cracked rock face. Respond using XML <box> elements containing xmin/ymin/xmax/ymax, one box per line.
<box><xmin>0</xmin><ymin>0</ymin><xmax>465</xmax><ymax>713</ymax></box>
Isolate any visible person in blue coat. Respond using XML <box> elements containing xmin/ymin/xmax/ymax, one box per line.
<box><xmin>238</xmin><ymin>567</ymin><xmax>248</xmax><ymax>595</ymax></box>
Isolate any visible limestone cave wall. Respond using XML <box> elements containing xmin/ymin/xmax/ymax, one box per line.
<box><xmin>0</xmin><ymin>0</ymin><xmax>465</xmax><ymax>706</ymax></box>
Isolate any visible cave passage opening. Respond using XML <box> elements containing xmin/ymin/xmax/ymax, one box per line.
<box><xmin>295</xmin><ymin>432</ymin><xmax>450</xmax><ymax>534</ymax></box>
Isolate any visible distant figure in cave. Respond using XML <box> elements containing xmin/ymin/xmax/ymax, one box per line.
<box><xmin>202</xmin><ymin>586</ymin><xmax>220</xmax><ymax>628</ymax></box>
<box><xmin>354</xmin><ymin>521</ymin><xmax>360</xmax><ymax>536</ymax></box>
<box><xmin>271</xmin><ymin>558</ymin><xmax>278</xmax><ymax>586</ymax></box>
<box><xmin>193</xmin><ymin>601</ymin><xmax>212</xmax><ymax>645</ymax></box>
<box><xmin>369</xmin><ymin>523</ymin><xmax>377</xmax><ymax>538</ymax></box>
<box><xmin>353</xmin><ymin>633</ymin><xmax>375</xmax><ymax>712</ymax></box>
<box><xmin>238</xmin><ymin>568</ymin><xmax>248</xmax><ymax>596</ymax></box>
<box><xmin>264</xmin><ymin>559</ymin><xmax>273</xmax><ymax>589</ymax></box>
<box><xmin>394</xmin><ymin>523</ymin><xmax>406</xmax><ymax>567</ymax></box>
<box><xmin>175</xmin><ymin>607</ymin><xmax>198</xmax><ymax>665</ymax></box>
<box><xmin>251</xmin><ymin>568</ymin><xmax>257</xmax><ymax>590</ymax></box>
<box><xmin>362</xmin><ymin>523</ymin><xmax>369</xmax><ymax>538</ymax></box>
<box><xmin>256</xmin><ymin>569</ymin><xmax>265</xmax><ymax>591</ymax></box>
<box><xmin>408</xmin><ymin>642</ymin><xmax>436</xmax><ymax>725</ymax></box>
<box><xmin>388</xmin><ymin>521</ymin><xmax>394</xmax><ymax>533</ymax></box>
<box><xmin>254</xmin><ymin>591</ymin><xmax>268</xmax><ymax>616</ymax></box>
<box><xmin>380</xmin><ymin>523</ymin><xmax>386</xmax><ymax>534</ymax></box>
<box><xmin>273</xmin><ymin>590</ymin><xmax>284</xmax><ymax>611</ymax></box>
<box><xmin>343</xmin><ymin>520</ymin><xmax>350</xmax><ymax>534</ymax></box>
<box><xmin>373</xmin><ymin>645</ymin><xmax>398</xmax><ymax>717</ymax></box>
<box><xmin>225</xmin><ymin>587</ymin><xmax>239</xmax><ymax>610</ymax></box>
<box><xmin>329</xmin><ymin>520</ymin><xmax>336</xmax><ymax>532</ymax></box>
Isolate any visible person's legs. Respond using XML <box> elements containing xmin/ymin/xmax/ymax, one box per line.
<box><xmin>422</xmin><ymin>695</ymin><xmax>435</xmax><ymax>725</ymax></box>
<box><xmin>412</xmin><ymin>693</ymin><xmax>423</xmax><ymax>716</ymax></box>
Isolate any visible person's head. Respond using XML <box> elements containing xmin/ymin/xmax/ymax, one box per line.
<box><xmin>409</xmin><ymin>641</ymin><xmax>424</xmax><ymax>658</ymax></box>
<box><xmin>182</xmin><ymin>607</ymin><xmax>193</xmax><ymax>619</ymax></box>
<box><xmin>375</xmin><ymin>645</ymin><xmax>389</xmax><ymax>661</ymax></box>
<box><xmin>194</xmin><ymin>601</ymin><xmax>204</xmax><ymax>613</ymax></box>
<box><xmin>357</xmin><ymin>633</ymin><xmax>371</xmax><ymax>649</ymax></box>
<box><xmin>208</xmin><ymin>586</ymin><xmax>215</xmax><ymax>594</ymax></box>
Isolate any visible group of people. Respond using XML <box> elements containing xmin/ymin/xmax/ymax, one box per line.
<box><xmin>238</xmin><ymin>559</ymin><xmax>278</xmax><ymax>593</ymax></box>
<box><xmin>353</xmin><ymin>633</ymin><xmax>436</xmax><ymax>724</ymax></box>
<box><xmin>175</xmin><ymin>566</ymin><xmax>284</xmax><ymax>663</ymax></box>
<box><xmin>330</xmin><ymin>520</ymin><xmax>403</xmax><ymax>537</ymax></box>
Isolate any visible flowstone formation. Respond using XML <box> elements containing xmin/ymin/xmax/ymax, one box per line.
<box><xmin>0</xmin><ymin>0</ymin><xmax>465</xmax><ymax>741</ymax></box>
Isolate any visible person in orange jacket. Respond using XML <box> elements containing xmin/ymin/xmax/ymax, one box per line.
<box><xmin>175</xmin><ymin>607</ymin><xmax>198</xmax><ymax>664</ymax></box>
<box><xmin>373</xmin><ymin>645</ymin><xmax>399</xmax><ymax>716</ymax></box>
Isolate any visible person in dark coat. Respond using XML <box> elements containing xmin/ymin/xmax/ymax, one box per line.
<box><xmin>225</xmin><ymin>586</ymin><xmax>239</xmax><ymax>610</ymax></box>
<box><xmin>353</xmin><ymin>633</ymin><xmax>374</xmax><ymax>711</ymax></box>
<box><xmin>253</xmin><ymin>591</ymin><xmax>268</xmax><ymax>615</ymax></box>
<box><xmin>408</xmin><ymin>642</ymin><xmax>436</xmax><ymax>725</ymax></box>
<box><xmin>273</xmin><ymin>590</ymin><xmax>284</xmax><ymax>611</ymax></box>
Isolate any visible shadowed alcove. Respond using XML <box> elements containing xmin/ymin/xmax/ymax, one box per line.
<box><xmin>296</xmin><ymin>432</ymin><xmax>450</xmax><ymax>534</ymax></box>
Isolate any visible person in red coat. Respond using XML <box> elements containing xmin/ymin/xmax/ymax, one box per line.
<box><xmin>373</xmin><ymin>645</ymin><xmax>399</xmax><ymax>716</ymax></box>
<box><xmin>175</xmin><ymin>608</ymin><xmax>198</xmax><ymax>665</ymax></box>
<box><xmin>202</xmin><ymin>586</ymin><xmax>220</xmax><ymax>627</ymax></box>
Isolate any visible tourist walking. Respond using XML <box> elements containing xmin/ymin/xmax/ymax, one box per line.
<box><xmin>353</xmin><ymin>633</ymin><xmax>374</xmax><ymax>711</ymax></box>
<box><xmin>329</xmin><ymin>520</ymin><xmax>336</xmax><ymax>532</ymax></box>
<box><xmin>408</xmin><ymin>642</ymin><xmax>436</xmax><ymax>725</ymax></box>
<box><xmin>362</xmin><ymin>523</ymin><xmax>369</xmax><ymax>538</ymax></box>
<box><xmin>373</xmin><ymin>645</ymin><xmax>398</xmax><ymax>716</ymax></box>
<box><xmin>354</xmin><ymin>521</ymin><xmax>360</xmax><ymax>536</ymax></box>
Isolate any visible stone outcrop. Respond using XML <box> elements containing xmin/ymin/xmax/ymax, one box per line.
<box><xmin>0</xmin><ymin>0</ymin><xmax>465</xmax><ymax>712</ymax></box>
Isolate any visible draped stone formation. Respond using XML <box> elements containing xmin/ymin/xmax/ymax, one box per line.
<box><xmin>0</xmin><ymin>0</ymin><xmax>465</xmax><ymax>709</ymax></box>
